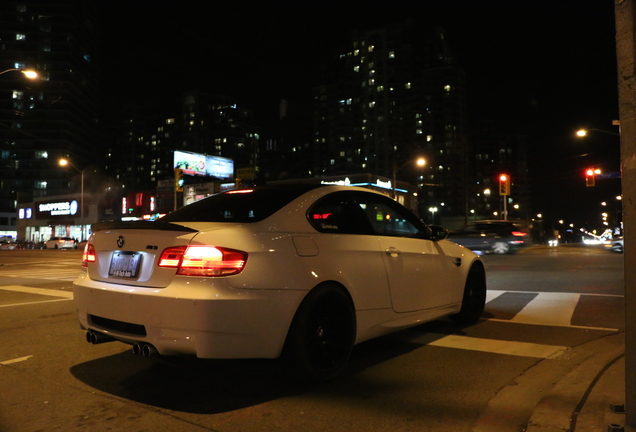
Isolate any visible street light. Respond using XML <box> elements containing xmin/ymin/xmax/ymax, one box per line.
<box><xmin>576</xmin><ymin>128</ymin><xmax>620</xmax><ymax>137</ymax></box>
<box><xmin>59</xmin><ymin>158</ymin><xmax>85</xmax><ymax>241</ymax></box>
<box><xmin>428</xmin><ymin>206</ymin><xmax>438</xmax><ymax>224</ymax></box>
<box><xmin>0</xmin><ymin>68</ymin><xmax>38</xmax><ymax>79</ymax></box>
<box><xmin>392</xmin><ymin>157</ymin><xmax>426</xmax><ymax>199</ymax></box>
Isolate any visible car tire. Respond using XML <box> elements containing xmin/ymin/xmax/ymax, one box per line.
<box><xmin>283</xmin><ymin>284</ymin><xmax>356</xmax><ymax>382</ymax></box>
<box><xmin>450</xmin><ymin>264</ymin><xmax>487</xmax><ymax>325</ymax></box>
<box><xmin>491</xmin><ymin>241</ymin><xmax>510</xmax><ymax>254</ymax></box>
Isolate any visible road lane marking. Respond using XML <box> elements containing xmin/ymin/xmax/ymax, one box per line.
<box><xmin>0</xmin><ymin>355</ymin><xmax>33</xmax><ymax>365</ymax></box>
<box><xmin>0</xmin><ymin>285</ymin><xmax>73</xmax><ymax>298</ymax></box>
<box><xmin>399</xmin><ymin>333</ymin><xmax>568</xmax><ymax>359</ymax></box>
<box><xmin>485</xmin><ymin>290</ymin><xmax>620</xmax><ymax>331</ymax></box>
<box><xmin>0</xmin><ymin>269</ymin><xmax>80</xmax><ymax>281</ymax></box>
<box><xmin>0</xmin><ymin>298</ymin><xmax>73</xmax><ymax>308</ymax></box>
<box><xmin>486</xmin><ymin>290</ymin><xmax>506</xmax><ymax>303</ymax></box>
<box><xmin>0</xmin><ymin>285</ymin><xmax>74</xmax><ymax>306</ymax></box>
<box><xmin>511</xmin><ymin>292</ymin><xmax>580</xmax><ymax>326</ymax></box>
<box><xmin>428</xmin><ymin>334</ymin><xmax>568</xmax><ymax>358</ymax></box>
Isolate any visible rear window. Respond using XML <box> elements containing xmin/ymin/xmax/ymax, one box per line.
<box><xmin>161</xmin><ymin>185</ymin><xmax>321</xmax><ymax>223</ymax></box>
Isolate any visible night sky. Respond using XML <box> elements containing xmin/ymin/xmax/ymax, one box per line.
<box><xmin>100</xmin><ymin>1</ymin><xmax>620</xmax><ymax>230</ymax></box>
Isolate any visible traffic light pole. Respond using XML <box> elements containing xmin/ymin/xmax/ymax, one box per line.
<box><xmin>502</xmin><ymin>195</ymin><xmax>508</xmax><ymax>221</ymax></box>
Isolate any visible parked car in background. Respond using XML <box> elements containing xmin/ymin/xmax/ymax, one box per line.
<box><xmin>606</xmin><ymin>237</ymin><xmax>624</xmax><ymax>253</ymax></box>
<box><xmin>44</xmin><ymin>237</ymin><xmax>77</xmax><ymax>249</ymax></box>
<box><xmin>0</xmin><ymin>241</ymin><xmax>20</xmax><ymax>250</ymax></box>
<box><xmin>448</xmin><ymin>220</ymin><xmax>530</xmax><ymax>255</ymax></box>
<box><xmin>74</xmin><ymin>184</ymin><xmax>486</xmax><ymax>381</ymax></box>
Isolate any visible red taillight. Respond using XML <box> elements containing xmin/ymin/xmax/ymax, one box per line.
<box><xmin>511</xmin><ymin>231</ymin><xmax>527</xmax><ymax>237</ymax></box>
<box><xmin>158</xmin><ymin>245</ymin><xmax>247</xmax><ymax>277</ymax></box>
<box><xmin>82</xmin><ymin>243</ymin><xmax>96</xmax><ymax>267</ymax></box>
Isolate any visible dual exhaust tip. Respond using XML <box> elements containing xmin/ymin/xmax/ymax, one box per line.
<box><xmin>85</xmin><ymin>331</ymin><xmax>156</xmax><ymax>358</ymax></box>
<box><xmin>86</xmin><ymin>330</ymin><xmax>114</xmax><ymax>345</ymax></box>
<box><xmin>132</xmin><ymin>342</ymin><xmax>157</xmax><ymax>358</ymax></box>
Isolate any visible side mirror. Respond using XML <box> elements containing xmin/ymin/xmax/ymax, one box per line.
<box><xmin>428</xmin><ymin>225</ymin><xmax>449</xmax><ymax>241</ymax></box>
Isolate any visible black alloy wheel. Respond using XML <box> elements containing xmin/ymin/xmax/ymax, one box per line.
<box><xmin>450</xmin><ymin>264</ymin><xmax>487</xmax><ymax>324</ymax></box>
<box><xmin>284</xmin><ymin>284</ymin><xmax>356</xmax><ymax>382</ymax></box>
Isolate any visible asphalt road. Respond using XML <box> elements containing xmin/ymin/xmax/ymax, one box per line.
<box><xmin>0</xmin><ymin>245</ymin><xmax>625</xmax><ymax>432</ymax></box>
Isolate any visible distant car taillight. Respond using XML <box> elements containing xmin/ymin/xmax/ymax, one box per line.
<box><xmin>82</xmin><ymin>243</ymin><xmax>96</xmax><ymax>267</ymax></box>
<box><xmin>511</xmin><ymin>231</ymin><xmax>527</xmax><ymax>237</ymax></box>
<box><xmin>158</xmin><ymin>245</ymin><xmax>247</xmax><ymax>276</ymax></box>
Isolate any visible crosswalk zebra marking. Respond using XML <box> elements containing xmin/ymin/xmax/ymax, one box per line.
<box><xmin>0</xmin><ymin>269</ymin><xmax>80</xmax><ymax>281</ymax></box>
<box><xmin>510</xmin><ymin>292</ymin><xmax>579</xmax><ymax>326</ymax></box>
<box><xmin>429</xmin><ymin>334</ymin><xmax>568</xmax><ymax>359</ymax></box>
<box><xmin>485</xmin><ymin>289</ymin><xmax>620</xmax><ymax>331</ymax></box>
<box><xmin>0</xmin><ymin>285</ymin><xmax>73</xmax><ymax>298</ymax></box>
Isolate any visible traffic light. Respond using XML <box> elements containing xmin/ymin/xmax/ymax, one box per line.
<box><xmin>174</xmin><ymin>168</ymin><xmax>184</xmax><ymax>192</ymax></box>
<box><xmin>499</xmin><ymin>174</ymin><xmax>510</xmax><ymax>195</ymax></box>
<box><xmin>585</xmin><ymin>168</ymin><xmax>598</xmax><ymax>187</ymax></box>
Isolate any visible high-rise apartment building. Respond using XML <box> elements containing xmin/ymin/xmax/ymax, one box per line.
<box><xmin>312</xmin><ymin>23</ymin><xmax>468</xmax><ymax>219</ymax></box>
<box><xmin>0</xmin><ymin>1</ymin><xmax>100</xmax><ymax>219</ymax></box>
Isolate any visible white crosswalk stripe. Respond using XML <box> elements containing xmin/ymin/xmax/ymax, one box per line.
<box><xmin>485</xmin><ymin>289</ymin><xmax>619</xmax><ymax>331</ymax></box>
<box><xmin>510</xmin><ymin>292</ymin><xmax>579</xmax><ymax>326</ymax></box>
<box><xmin>0</xmin><ymin>267</ymin><xmax>81</xmax><ymax>281</ymax></box>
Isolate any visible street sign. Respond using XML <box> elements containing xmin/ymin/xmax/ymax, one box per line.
<box><xmin>596</xmin><ymin>172</ymin><xmax>622</xmax><ymax>179</ymax></box>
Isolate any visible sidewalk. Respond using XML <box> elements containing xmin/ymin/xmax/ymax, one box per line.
<box><xmin>526</xmin><ymin>332</ymin><xmax>626</xmax><ymax>432</ymax></box>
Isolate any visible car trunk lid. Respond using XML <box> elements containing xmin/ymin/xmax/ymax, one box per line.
<box><xmin>86</xmin><ymin>220</ymin><xmax>199</xmax><ymax>288</ymax></box>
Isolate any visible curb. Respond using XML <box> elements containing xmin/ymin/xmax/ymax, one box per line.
<box><xmin>525</xmin><ymin>333</ymin><xmax>625</xmax><ymax>432</ymax></box>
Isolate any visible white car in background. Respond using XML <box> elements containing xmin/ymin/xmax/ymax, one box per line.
<box><xmin>44</xmin><ymin>237</ymin><xmax>77</xmax><ymax>249</ymax></box>
<box><xmin>74</xmin><ymin>185</ymin><xmax>486</xmax><ymax>381</ymax></box>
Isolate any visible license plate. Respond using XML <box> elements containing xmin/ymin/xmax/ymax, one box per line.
<box><xmin>109</xmin><ymin>252</ymin><xmax>141</xmax><ymax>278</ymax></box>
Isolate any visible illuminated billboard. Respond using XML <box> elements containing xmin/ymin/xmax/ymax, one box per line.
<box><xmin>173</xmin><ymin>151</ymin><xmax>234</xmax><ymax>179</ymax></box>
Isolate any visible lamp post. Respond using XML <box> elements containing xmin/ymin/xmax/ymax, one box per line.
<box><xmin>59</xmin><ymin>159</ymin><xmax>84</xmax><ymax>241</ymax></box>
<box><xmin>392</xmin><ymin>157</ymin><xmax>426</xmax><ymax>199</ymax></box>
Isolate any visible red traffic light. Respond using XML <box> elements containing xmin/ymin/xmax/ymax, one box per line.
<box><xmin>499</xmin><ymin>174</ymin><xmax>510</xmax><ymax>195</ymax></box>
<box><xmin>585</xmin><ymin>168</ymin><xmax>599</xmax><ymax>187</ymax></box>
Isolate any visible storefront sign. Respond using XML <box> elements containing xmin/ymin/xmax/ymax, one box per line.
<box><xmin>36</xmin><ymin>200</ymin><xmax>78</xmax><ymax>218</ymax></box>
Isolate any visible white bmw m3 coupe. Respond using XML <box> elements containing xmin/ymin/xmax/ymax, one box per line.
<box><xmin>73</xmin><ymin>184</ymin><xmax>486</xmax><ymax>381</ymax></box>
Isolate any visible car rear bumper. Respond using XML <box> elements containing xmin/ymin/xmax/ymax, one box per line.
<box><xmin>73</xmin><ymin>272</ymin><xmax>306</xmax><ymax>359</ymax></box>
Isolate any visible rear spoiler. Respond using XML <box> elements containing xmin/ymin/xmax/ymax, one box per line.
<box><xmin>91</xmin><ymin>220</ymin><xmax>197</xmax><ymax>233</ymax></box>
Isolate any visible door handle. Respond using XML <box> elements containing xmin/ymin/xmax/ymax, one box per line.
<box><xmin>385</xmin><ymin>247</ymin><xmax>401</xmax><ymax>257</ymax></box>
<box><xmin>453</xmin><ymin>258</ymin><xmax>462</xmax><ymax>267</ymax></box>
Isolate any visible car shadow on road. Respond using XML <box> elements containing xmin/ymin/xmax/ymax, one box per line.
<box><xmin>69</xmin><ymin>319</ymin><xmax>473</xmax><ymax>414</ymax></box>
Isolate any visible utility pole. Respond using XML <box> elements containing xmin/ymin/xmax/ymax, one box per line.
<box><xmin>615</xmin><ymin>1</ymin><xmax>635</xmax><ymax>430</ymax></box>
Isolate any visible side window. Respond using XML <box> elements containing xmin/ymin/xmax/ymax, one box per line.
<box><xmin>353</xmin><ymin>193</ymin><xmax>429</xmax><ymax>238</ymax></box>
<box><xmin>307</xmin><ymin>192</ymin><xmax>373</xmax><ymax>234</ymax></box>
